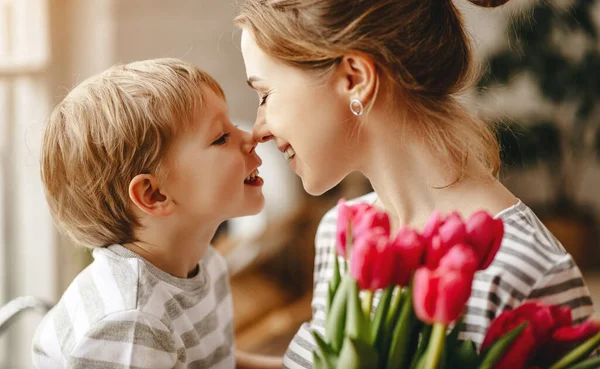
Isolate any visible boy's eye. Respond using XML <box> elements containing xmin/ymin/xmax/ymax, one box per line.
<box><xmin>212</xmin><ymin>133</ymin><xmax>231</xmax><ymax>146</ymax></box>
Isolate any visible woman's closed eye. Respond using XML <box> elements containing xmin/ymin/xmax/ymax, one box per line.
<box><xmin>259</xmin><ymin>93</ymin><xmax>270</xmax><ymax>107</ymax></box>
<box><xmin>212</xmin><ymin>133</ymin><xmax>231</xmax><ymax>146</ymax></box>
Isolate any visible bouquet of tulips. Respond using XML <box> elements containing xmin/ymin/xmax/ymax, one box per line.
<box><xmin>312</xmin><ymin>199</ymin><xmax>600</xmax><ymax>369</ymax></box>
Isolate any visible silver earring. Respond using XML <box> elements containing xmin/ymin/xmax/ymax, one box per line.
<box><xmin>350</xmin><ymin>99</ymin><xmax>364</xmax><ymax>116</ymax></box>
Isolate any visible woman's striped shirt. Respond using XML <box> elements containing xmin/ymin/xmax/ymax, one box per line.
<box><xmin>282</xmin><ymin>192</ymin><xmax>595</xmax><ymax>369</ymax></box>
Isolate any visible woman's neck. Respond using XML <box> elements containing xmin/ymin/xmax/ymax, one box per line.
<box><xmin>359</xmin><ymin>114</ymin><xmax>516</xmax><ymax>231</ymax></box>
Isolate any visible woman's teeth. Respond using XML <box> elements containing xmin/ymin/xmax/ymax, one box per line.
<box><xmin>284</xmin><ymin>147</ymin><xmax>296</xmax><ymax>160</ymax></box>
<box><xmin>244</xmin><ymin>169</ymin><xmax>259</xmax><ymax>183</ymax></box>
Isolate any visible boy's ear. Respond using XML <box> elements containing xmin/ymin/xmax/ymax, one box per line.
<box><xmin>128</xmin><ymin>174</ymin><xmax>174</xmax><ymax>217</ymax></box>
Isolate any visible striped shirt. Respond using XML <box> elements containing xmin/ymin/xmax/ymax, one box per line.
<box><xmin>32</xmin><ymin>245</ymin><xmax>235</xmax><ymax>369</ymax></box>
<box><xmin>283</xmin><ymin>192</ymin><xmax>595</xmax><ymax>369</ymax></box>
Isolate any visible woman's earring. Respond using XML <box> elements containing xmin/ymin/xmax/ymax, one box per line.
<box><xmin>350</xmin><ymin>99</ymin><xmax>364</xmax><ymax>116</ymax></box>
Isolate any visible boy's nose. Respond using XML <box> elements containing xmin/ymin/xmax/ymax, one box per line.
<box><xmin>252</xmin><ymin>118</ymin><xmax>274</xmax><ymax>143</ymax></box>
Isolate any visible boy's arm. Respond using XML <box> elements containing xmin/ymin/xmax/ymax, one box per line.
<box><xmin>236</xmin><ymin>351</ymin><xmax>283</xmax><ymax>369</ymax></box>
<box><xmin>68</xmin><ymin>310</ymin><xmax>178</xmax><ymax>368</ymax></box>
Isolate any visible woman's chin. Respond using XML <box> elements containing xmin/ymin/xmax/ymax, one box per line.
<box><xmin>301</xmin><ymin>175</ymin><xmax>338</xmax><ymax>197</ymax></box>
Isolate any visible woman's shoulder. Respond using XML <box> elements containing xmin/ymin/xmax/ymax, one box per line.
<box><xmin>497</xmin><ymin>200</ymin><xmax>570</xmax><ymax>262</ymax></box>
<box><xmin>478</xmin><ymin>201</ymin><xmax>594</xmax><ymax>324</ymax></box>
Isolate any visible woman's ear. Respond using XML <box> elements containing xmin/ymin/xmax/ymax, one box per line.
<box><xmin>335</xmin><ymin>53</ymin><xmax>378</xmax><ymax>104</ymax></box>
<box><xmin>128</xmin><ymin>174</ymin><xmax>175</xmax><ymax>217</ymax></box>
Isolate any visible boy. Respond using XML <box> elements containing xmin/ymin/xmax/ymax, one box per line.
<box><xmin>32</xmin><ymin>58</ymin><xmax>265</xmax><ymax>368</ymax></box>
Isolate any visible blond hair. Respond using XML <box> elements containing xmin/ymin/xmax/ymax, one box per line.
<box><xmin>41</xmin><ymin>58</ymin><xmax>225</xmax><ymax>248</ymax></box>
<box><xmin>236</xmin><ymin>0</ymin><xmax>507</xmax><ymax>181</ymax></box>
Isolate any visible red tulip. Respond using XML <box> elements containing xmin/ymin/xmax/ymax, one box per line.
<box><xmin>424</xmin><ymin>212</ymin><xmax>467</xmax><ymax>269</ymax></box>
<box><xmin>535</xmin><ymin>319</ymin><xmax>600</xmax><ymax>367</ymax></box>
<box><xmin>553</xmin><ymin>319</ymin><xmax>600</xmax><ymax>342</ymax></box>
<box><xmin>349</xmin><ymin>230</ymin><xmax>395</xmax><ymax>290</ymax></box>
<box><xmin>480</xmin><ymin>302</ymin><xmax>597</xmax><ymax>369</ymax></box>
<box><xmin>389</xmin><ymin>227</ymin><xmax>425</xmax><ymax>286</ymax></box>
<box><xmin>466</xmin><ymin>210</ymin><xmax>504</xmax><ymax>270</ymax></box>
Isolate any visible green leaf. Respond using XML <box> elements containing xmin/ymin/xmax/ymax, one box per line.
<box><xmin>313</xmin><ymin>351</ymin><xmax>325</xmax><ymax>369</ymax></box>
<box><xmin>312</xmin><ymin>331</ymin><xmax>335</xmax><ymax>356</ymax></box>
<box><xmin>447</xmin><ymin>340</ymin><xmax>479</xmax><ymax>369</ymax></box>
<box><xmin>331</xmin><ymin>255</ymin><xmax>341</xmax><ymax>296</ymax></box>
<box><xmin>385</xmin><ymin>284</ymin><xmax>417</xmax><ymax>369</ymax></box>
<box><xmin>311</xmin><ymin>331</ymin><xmax>338</xmax><ymax>369</ymax></box>
<box><xmin>327</xmin><ymin>255</ymin><xmax>342</xmax><ymax>316</ymax></box>
<box><xmin>446</xmin><ymin>314</ymin><xmax>465</xmax><ymax>352</ymax></box>
<box><xmin>371</xmin><ymin>285</ymin><xmax>394</xmax><ymax>347</ymax></box>
<box><xmin>549</xmin><ymin>331</ymin><xmax>600</xmax><ymax>369</ymax></box>
<box><xmin>563</xmin><ymin>355</ymin><xmax>600</xmax><ymax>369</ymax></box>
<box><xmin>379</xmin><ymin>287</ymin><xmax>406</xmax><ymax>368</ymax></box>
<box><xmin>325</xmin><ymin>275</ymin><xmax>352</xmax><ymax>353</ymax></box>
<box><xmin>326</xmin><ymin>286</ymin><xmax>334</xmax><ymax>318</ymax></box>
<box><xmin>346</xmin><ymin>279</ymin><xmax>368</xmax><ymax>342</ymax></box>
<box><xmin>337</xmin><ymin>336</ymin><xmax>379</xmax><ymax>369</ymax></box>
<box><xmin>385</xmin><ymin>286</ymin><xmax>404</xmax><ymax>329</ymax></box>
<box><xmin>409</xmin><ymin>324</ymin><xmax>432</xmax><ymax>369</ymax></box>
<box><xmin>479</xmin><ymin>322</ymin><xmax>528</xmax><ymax>369</ymax></box>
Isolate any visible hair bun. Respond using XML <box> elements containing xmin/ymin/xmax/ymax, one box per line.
<box><xmin>467</xmin><ymin>0</ymin><xmax>512</xmax><ymax>7</ymax></box>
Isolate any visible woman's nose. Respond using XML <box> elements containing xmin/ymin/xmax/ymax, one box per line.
<box><xmin>252</xmin><ymin>116</ymin><xmax>274</xmax><ymax>143</ymax></box>
<box><xmin>241</xmin><ymin>130</ymin><xmax>258</xmax><ymax>154</ymax></box>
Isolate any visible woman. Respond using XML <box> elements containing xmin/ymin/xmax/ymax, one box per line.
<box><xmin>235</xmin><ymin>0</ymin><xmax>595</xmax><ymax>368</ymax></box>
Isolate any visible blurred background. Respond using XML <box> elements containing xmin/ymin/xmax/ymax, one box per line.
<box><xmin>0</xmin><ymin>0</ymin><xmax>600</xmax><ymax>367</ymax></box>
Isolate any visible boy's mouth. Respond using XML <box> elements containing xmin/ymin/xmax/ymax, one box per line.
<box><xmin>244</xmin><ymin>169</ymin><xmax>263</xmax><ymax>186</ymax></box>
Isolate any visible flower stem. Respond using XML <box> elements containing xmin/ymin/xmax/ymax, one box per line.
<box><xmin>362</xmin><ymin>290</ymin><xmax>374</xmax><ymax>318</ymax></box>
<box><xmin>385</xmin><ymin>286</ymin><xmax>403</xmax><ymax>327</ymax></box>
<box><xmin>424</xmin><ymin>323</ymin><xmax>446</xmax><ymax>369</ymax></box>
<box><xmin>550</xmin><ymin>330</ymin><xmax>600</xmax><ymax>369</ymax></box>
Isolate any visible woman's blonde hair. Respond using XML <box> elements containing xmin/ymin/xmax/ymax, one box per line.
<box><xmin>236</xmin><ymin>0</ymin><xmax>510</xmax><ymax>181</ymax></box>
<box><xmin>41</xmin><ymin>58</ymin><xmax>224</xmax><ymax>248</ymax></box>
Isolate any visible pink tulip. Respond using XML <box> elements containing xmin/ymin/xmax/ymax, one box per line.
<box><xmin>413</xmin><ymin>244</ymin><xmax>478</xmax><ymax>324</ymax></box>
<box><xmin>424</xmin><ymin>212</ymin><xmax>467</xmax><ymax>269</ymax></box>
<box><xmin>353</xmin><ymin>207</ymin><xmax>391</xmax><ymax>242</ymax></box>
<box><xmin>389</xmin><ymin>227</ymin><xmax>425</xmax><ymax>286</ymax></box>
<box><xmin>438</xmin><ymin>244</ymin><xmax>479</xmax><ymax>275</ymax></box>
<box><xmin>413</xmin><ymin>266</ymin><xmax>474</xmax><ymax>325</ymax></box>
<box><xmin>336</xmin><ymin>199</ymin><xmax>355</xmax><ymax>256</ymax></box>
<box><xmin>466</xmin><ymin>210</ymin><xmax>504</xmax><ymax>270</ymax></box>
<box><xmin>422</xmin><ymin>211</ymin><xmax>442</xmax><ymax>241</ymax></box>
<box><xmin>335</xmin><ymin>199</ymin><xmax>383</xmax><ymax>257</ymax></box>
<box><xmin>350</xmin><ymin>230</ymin><xmax>395</xmax><ymax>291</ymax></box>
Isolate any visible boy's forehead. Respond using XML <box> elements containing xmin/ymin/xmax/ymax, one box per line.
<box><xmin>193</xmin><ymin>88</ymin><xmax>229</xmax><ymax>128</ymax></box>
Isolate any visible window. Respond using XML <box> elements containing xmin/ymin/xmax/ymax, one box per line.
<box><xmin>0</xmin><ymin>0</ymin><xmax>55</xmax><ymax>367</ymax></box>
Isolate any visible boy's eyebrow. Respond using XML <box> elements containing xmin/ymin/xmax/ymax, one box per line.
<box><xmin>246</xmin><ymin>76</ymin><xmax>262</xmax><ymax>89</ymax></box>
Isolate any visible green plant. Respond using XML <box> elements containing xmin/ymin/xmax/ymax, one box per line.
<box><xmin>479</xmin><ymin>0</ymin><xmax>600</xmax><ymax>206</ymax></box>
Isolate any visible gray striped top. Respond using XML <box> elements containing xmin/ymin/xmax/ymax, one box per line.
<box><xmin>283</xmin><ymin>192</ymin><xmax>595</xmax><ymax>369</ymax></box>
<box><xmin>32</xmin><ymin>245</ymin><xmax>235</xmax><ymax>369</ymax></box>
